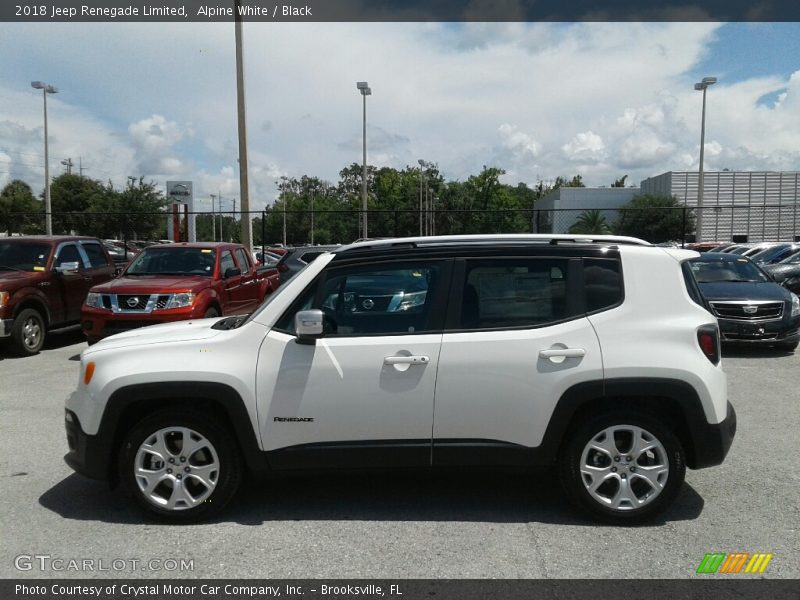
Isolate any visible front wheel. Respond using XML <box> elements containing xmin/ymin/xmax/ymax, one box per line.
<box><xmin>118</xmin><ymin>410</ymin><xmax>242</xmax><ymax>522</ymax></box>
<box><xmin>204</xmin><ymin>307</ymin><xmax>220</xmax><ymax>319</ymax></box>
<box><xmin>559</xmin><ymin>412</ymin><xmax>685</xmax><ymax>524</ymax></box>
<box><xmin>10</xmin><ymin>308</ymin><xmax>46</xmax><ymax>356</ymax></box>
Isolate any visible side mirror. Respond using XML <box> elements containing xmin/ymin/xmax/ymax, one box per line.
<box><xmin>56</xmin><ymin>261</ymin><xmax>80</xmax><ymax>273</ymax></box>
<box><xmin>224</xmin><ymin>267</ymin><xmax>241</xmax><ymax>279</ymax></box>
<box><xmin>295</xmin><ymin>309</ymin><xmax>324</xmax><ymax>345</ymax></box>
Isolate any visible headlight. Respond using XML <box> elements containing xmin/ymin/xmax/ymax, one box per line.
<box><xmin>165</xmin><ymin>292</ymin><xmax>195</xmax><ymax>309</ymax></box>
<box><xmin>85</xmin><ymin>292</ymin><xmax>105</xmax><ymax>309</ymax></box>
<box><xmin>791</xmin><ymin>293</ymin><xmax>800</xmax><ymax>318</ymax></box>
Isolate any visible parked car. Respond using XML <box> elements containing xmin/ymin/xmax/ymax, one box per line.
<box><xmin>685</xmin><ymin>242</ymin><xmax>726</xmax><ymax>253</ymax></box>
<box><xmin>275</xmin><ymin>244</ymin><xmax>340</xmax><ymax>284</ymax></box>
<box><xmin>81</xmin><ymin>242</ymin><xmax>280</xmax><ymax>343</ymax></box>
<box><xmin>689</xmin><ymin>253</ymin><xmax>800</xmax><ymax>351</ymax></box>
<box><xmin>0</xmin><ymin>236</ymin><xmax>115</xmax><ymax>355</ymax></box>
<box><xmin>65</xmin><ymin>234</ymin><xmax>736</xmax><ymax>524</ymax></box>
<box><xmin>708</xmin><ymin>243</ymin><xmax>737</xmax><ymax>253</ymax></box>
<box><xmin>764</xmin><ymin>251</ymin><xmax>800</xmax><ymax>295</ymax></box>
<box><xmin>750</xmin><ymin>243</ymin><xmax>800</xmax><ymax>265</ymax></box>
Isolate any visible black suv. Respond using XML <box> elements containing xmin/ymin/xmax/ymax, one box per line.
<box><xmin>689</xmin><ymin>253</ymin><xmax>800</xmax><ymax>351</ymax></box>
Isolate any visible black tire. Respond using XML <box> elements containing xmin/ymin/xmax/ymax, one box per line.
<box><xmin>776</xmin><ymin>341</ymin><xmax>798</xmax><ymax>352</ymax></box>
<box><xmin>559</xmin><ymin>411</ymin><xmax>685</xmax><ymax>524</ymax></box>
<box><xmin>118</xmin><ymin>409</ymin><xmax>242</xmax><ymax>523</ymax></box>
<box><xmin>204</xmin><ymin>307</ymin><xmax>220</xmax><ymax>319</ymax></box>
<box><xmin>10</xmin><ymin>308</ymin><xmax>46</xmax><ymax>356</ymax></box>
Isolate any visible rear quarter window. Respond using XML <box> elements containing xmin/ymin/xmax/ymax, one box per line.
<box><xmin>584</xmin><ymin>258</ymin><xmax>623</xmax><ymax>313</ymax></box>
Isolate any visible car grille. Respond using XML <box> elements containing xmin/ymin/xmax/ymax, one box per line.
<box><xmin>118</xmin><ymin>295</ymin><xmax>149</xmax><ymax>310</ymax></box>
<box><xmin>709</xmin><ymin>301</ymin><xmax>784</xmax><ymax>321</ymax></box>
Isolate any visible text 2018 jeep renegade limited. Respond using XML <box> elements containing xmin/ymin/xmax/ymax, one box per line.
<box><xmin>64</xmin><ymin>235</ymin><xmax>736</xmax><ymax>523</ymax></box>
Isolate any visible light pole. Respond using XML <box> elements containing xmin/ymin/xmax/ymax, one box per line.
<box><xmin>418</xmin><ymin>160</ymin><xmax>426</xmax><ymax>236</ymax></box>
<box><xmin>280</xmin><ymin>176</ymin><xmax>288</xmax><ymax>246</ymax></box>
<box><xmin>31</xmin><ymin>81</ymin><xmax>58</xmax><ymax>235</ymax></box>
<box><xmin>356</xmin><ymin>81</ymin><xmax>371</xmax><ymax>239</ymax></box>
<box><xmin>210</xmin><ymin>194</ymin><xmax>217</xmax><ymax>242</ymax></box>
<box><xmin>694</xmin><ymin>76</ymin><xmax>717</xmax><ymax>243</ymax></box>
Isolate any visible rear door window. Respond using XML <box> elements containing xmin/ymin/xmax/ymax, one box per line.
<box><xmin>459</xmin><ymin>258</ymin><xmax>574</xmax><ymax>329</ymax></box>
<box><xmin>80</xmin><ymin>242</ymin><xmax>110</xmax><ymax>268</ymax></box>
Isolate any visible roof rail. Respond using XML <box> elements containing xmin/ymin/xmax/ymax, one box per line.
<box><xmin>337</xmin><ymin>234</ymin><xmax>650</xmax><ymax>253</ymax></box>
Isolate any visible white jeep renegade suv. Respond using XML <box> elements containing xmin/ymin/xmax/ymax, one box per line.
<box><xmin>64</xmin><ymin>235</ymin><xmax>736</xmax><ymax>523</ymax></box>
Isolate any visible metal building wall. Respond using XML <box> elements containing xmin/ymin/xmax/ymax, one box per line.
<box><xmin>641</xmin><ymin>171</ymin><xmax>800</xmax><ymax>242</ymax></box>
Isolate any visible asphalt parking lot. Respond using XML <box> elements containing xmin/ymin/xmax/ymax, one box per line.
<box><xmin>1</xmin><ymin>329</ymin><xmax>798</xmax><ymax>579</ymax></box>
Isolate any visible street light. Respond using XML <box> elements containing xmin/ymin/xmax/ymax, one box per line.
<box><xmin>418</xmin><ymin>159</ymin><xmax>425</xmax><ymax>236</ymax></box>
<box><xmin>694</xmin><ymin>76</ymin><xmax>717</xmax><ymax>243</ymax></box>
<box><xmin>356</xmin><ymin>81</ymin><xmax>371</xmax><ymax>239</ymax></box>
<box><xmin>31</xmin><ymin>81</ymin><xmax>58</xmax><ymax>235</ymax></box>
<box><xmin>210</xmin><ymin>194</ymin><xmax>217</xmax><ymax>242</ymax></box>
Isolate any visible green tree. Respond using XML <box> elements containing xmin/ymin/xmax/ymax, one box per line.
<box><xmin>49</xmin><ymin>173</ymin><xmax>107</xmax><ymax>234</ymax></box>
<box><xmin>611</xmin><ymin>175</ymin><xmax>628</xmax><ymax>188</ymax></box>
<box><xmin>0</xmin><ymin>180</ymin><xmax>42</xmax><ymax>234</ymax></box>
<box><xmin>614</xmin><ymin>194</ymin><xmax>694</xmax><ymax>244</ymax></box>
<box><xmin>569</xmin><ymin>209</ymin><xmax>612</xmax><ymax>234</ymax></box>
<box><xmin>114</xmin><ymin>177</ymin><xmax>169</xmax><ymax>240</ymax></box>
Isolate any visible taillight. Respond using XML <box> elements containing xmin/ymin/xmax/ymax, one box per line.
<box><xmin>697</xmin><ymin>325</ymin><xmax>720</xmax><ymax>365</ymax></box>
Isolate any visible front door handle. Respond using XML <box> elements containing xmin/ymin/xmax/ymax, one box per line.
<box><xmin>384</xmin><ymin>355</ymin><xmax>430</xmax><ymax>366</ymax></box>
<box><xmin>539</xmin><ymin>348</ymin><xmax>586</xmax><ymax>360</ymax></box>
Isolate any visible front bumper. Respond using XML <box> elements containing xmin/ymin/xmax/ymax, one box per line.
<box><xmin>64</xmin><ymin>410</ymin><xmax>113</xmax><ymax>481</ymax></box>
<box><xmin>689</xmin><ymin>401</ymin><xmax>737</xmax><ymax>469</ymax></box>
<box><xmin>82</xmin><ymin>305</ymin><xmax>203</xmax><ymax>341</ymax></box>
<box><xmin>718</xmin><ymin>317</ymin><xmax>800</xmax><ymax>345</ymax></box>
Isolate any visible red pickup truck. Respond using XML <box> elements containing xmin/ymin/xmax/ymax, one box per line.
<box><xmin>0</xmin><ymin>236</ymin><xmax>115</xmax><ymax>355</ymax></box>
<box><xmin>81</xmin><ymin>242</ymin><xmax>280</xmax><ymax>343</ymax></box>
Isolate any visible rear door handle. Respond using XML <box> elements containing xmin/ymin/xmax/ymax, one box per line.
<box><xmin>539</xmin><ymin>348</ymin><xmax>586</xmax><ymax>359</ymax></box>
<box><xmin>384</xmin><ymin>355</ymin><xmax>430</xmax><ymax>365</ymax></box>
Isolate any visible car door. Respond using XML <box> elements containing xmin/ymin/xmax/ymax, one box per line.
<box><xmin>256</xmin><ymin>258</ymin><xmax>452</xmax><ymax>469</ymax></box>
<box><xmin>78</xmin><ymin>240</ymin><xmax>115</xmax><ymax>287</ymax></box>
<box><xmin>218</xmin><ymin>249</ymin><xmax>245</xmax><ymax>314</ymax></box>
<box><xmin>432</xmin><ymin>254</ymin><xmax>604</xmax><ymax>466</ymax></box>
<box><xmin>53</xmin><ymin>242</ymin><xmax>93</xmax><ymax>323</ymax></box>
<box><xmin>234</xmin><ymin>247</ymin><xmax>260</xmax><ymax>311</ymax></box>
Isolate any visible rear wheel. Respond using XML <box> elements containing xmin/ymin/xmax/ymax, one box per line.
<box><xmin>10</xmin><ymin>308</ymin><xmax>46</xmax><ymax>356</ymax></box>
<box><xmin>559</xmin><ymin>411</ymin><xmax>685</xmax><ymax>523</ymax></box>
<box><xmin>118</xmin><ymin>410</ymin><xmax>242</xmax><ymax>522</ymax></box>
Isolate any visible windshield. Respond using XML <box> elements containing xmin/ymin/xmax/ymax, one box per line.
<box><xmin>0</xmin><ymin>242</ymin><xmax>50</xmax><ymax>272</ymax></box>
<box><xmin>690</xmin><ymin>258</ymin><xmax>770</xmax><ymax>284</ymax></box>
<box><xmin>779</xmin><ymin>251</ymin><xmax>800</xmax><ymax>265</ymax></box>
<box><xmin>125</xmin><ymin>247</ymin><xmax>216</xmax><ymax>276</ymax></box>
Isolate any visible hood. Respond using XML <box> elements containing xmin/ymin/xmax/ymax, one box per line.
<box><xmin>84</xmin><ymin>318</ymin><xmax>222</xmax><ymax>354</ymax></box>
<box><xmin>0</xmin><ymin>270</ymin><xmax>46</xmax><ymax>290</ymax></box>
<box><xmin>698</xmin><ymin>280</ymin><xmax>792</xmax><ymax>302</ymax></box>
<box><xmin>92</xmin><ymin>274</ymin><xmax>211</xmax><ymax>293</ymax></box>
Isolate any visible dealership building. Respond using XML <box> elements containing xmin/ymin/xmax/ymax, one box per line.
<box><xmin>533</xmin><ymin>187</ymin><xmax>640</xmax><ymax>234</ymax></box>
<box><xmin>640</xmin><ymin>170</ymin><xmax>800</xmax><ymax>242</ymax></box>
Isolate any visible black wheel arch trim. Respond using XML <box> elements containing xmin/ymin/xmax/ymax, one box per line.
<box><xmin>541</xmin><ymin>378</ymin><xmax>735</xmax><ymax>470</ymax></box>
<box><xmin>68</xmin><ymin>381</ymin><xmax>269</xmax><ymax>482</ymax></box>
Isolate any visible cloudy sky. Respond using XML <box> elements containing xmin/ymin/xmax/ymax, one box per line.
<box><xmin>1</xmin><ymin>21</ymin><xmax>799</xmax><ymax>214</ymax></box>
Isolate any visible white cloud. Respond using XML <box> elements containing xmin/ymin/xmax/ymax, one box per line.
<box><xmin>1</xmin><ymin>21</ymin><xmax>798</xmax><ymax>204</ymax></box>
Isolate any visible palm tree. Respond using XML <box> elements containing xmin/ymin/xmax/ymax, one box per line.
<box><xmin>569</xmin><ymin>209</ymin><xmax>612</xmax><ymax>234</ymax></box>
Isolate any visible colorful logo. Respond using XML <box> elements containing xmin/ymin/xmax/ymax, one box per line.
<box><xmin>696</xmin><ymin>552</ymin><xmax>773</xmax><ymax>574</ymax></box>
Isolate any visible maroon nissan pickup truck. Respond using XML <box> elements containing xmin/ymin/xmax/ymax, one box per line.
<box><xmin>81</xmin><ymin>242</ymin><xmax>280</xmax><ymax>343</ymax></box>
<box><xmin>0</xmin><ymin>236</ymin><xmax>115</xmax><ymax>355</ymax></box>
